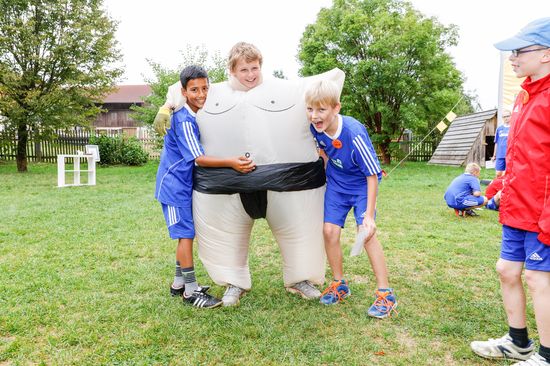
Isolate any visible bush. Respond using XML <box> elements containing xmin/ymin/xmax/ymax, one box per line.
<box><xmin>120</xmin><ymin>137</ymin><xmax>149</xmax><ymax>166</ymax></box>
<box><xmin>89</xmin><ymin>135</ymin><xmax>148</xmax><ymax>166</ymax></box>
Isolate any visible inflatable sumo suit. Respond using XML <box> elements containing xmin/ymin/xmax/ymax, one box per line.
<box><xmin>165</xmin><ymin>69</ymin><xmax>345</xmax><ymax>290</ymax></box>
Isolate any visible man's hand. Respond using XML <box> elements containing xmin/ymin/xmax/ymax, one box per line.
<box><xmin>153</xmin><ymin>106</ymin><xmax>172</xmax><ymax>136</ymax></box>
<box><xmin>231</xmin><ymin>156</ymin><xmax>256</xmax><ymax>173</ymax></box>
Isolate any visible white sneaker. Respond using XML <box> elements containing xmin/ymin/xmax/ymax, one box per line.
<box><xmin>286</xmin><ymin>280</ymin><xmax>321</xmax><ymax>299</ymax></box>
<box><xmin>512</xmin><ymin>354</ymin><xmax>550</xmax><ymax>366</ymax></box>
<box><xmin>222</xmin><ymin>285</ymin><xmax>245</xmax><ymax>307</ymax></box>
<box><xmin>470</xmin><ymin>333</ymin><xmax>534</xmax><ymax>361</ymax></box>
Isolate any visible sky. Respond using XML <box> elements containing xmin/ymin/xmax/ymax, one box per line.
<box><xmin>103</xmin><ymin>0</ymin><xmax>550</xmax><ymax>111</ymax></box>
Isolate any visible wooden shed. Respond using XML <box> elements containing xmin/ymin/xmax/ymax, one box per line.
<box><xmin>429</xmin><ymin>109</ymin><xmax>497</xmax><ymax>167</ymax></box>
<box><xmin>94</xmin><ymin>85</ymin><xmax>152</xmax><ymax>137</ymax></box>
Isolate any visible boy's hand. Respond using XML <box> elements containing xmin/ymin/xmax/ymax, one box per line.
<box><xmin>153</xmin><ymin>106</ymin><xmax>172</xmax><ymax>136</ymax></box>
<box><xmin>362</xmin><ymin>216</ymin><xmax>377</xmax><ymax>243</ymax></box>
<box><xmin>232</xmin><ymin>156</ymin><xmax>256</xmax><ymax>173</ymax></box>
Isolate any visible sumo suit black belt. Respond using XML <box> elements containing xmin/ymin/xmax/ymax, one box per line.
<box><xmin>193</xmin><ymin>158</ymin><xmax>326</xmax><ymax>219</ymax></box>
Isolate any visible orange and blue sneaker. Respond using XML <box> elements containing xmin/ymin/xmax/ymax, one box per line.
<box><xmin>319</xmin><ymin>279</ymin><xmax>351</xmax><ymax>305</ymax></box>
<box><xmin>367</xmin><ymin>288</ymin><xmax>397</xmax><ymax>318</ymax></box>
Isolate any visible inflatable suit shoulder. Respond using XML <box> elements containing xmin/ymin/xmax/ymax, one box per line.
<box><xmin>166</xmin><ymin>81</ymin><xmax>186</xmax><ymax>111</ymax></box>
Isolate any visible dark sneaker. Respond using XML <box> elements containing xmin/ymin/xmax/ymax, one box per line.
<box><xmin>464</xmin><ymin>209</ymin><xmax>479</xmax><ymax>216</ymax></box>
<box><xmin>182</xmin><ymin>286</ymin><xmax>222</xmax><ymax>308</ymax></box>
<box><xmin>170</xmin><ymin>284</ymin><xmax>184</xmax><ymax>297</ymax></box>
<box><xmin>319</xmin><ymin>280</ymin><xmax>351</xmax><ymax>305</ymax></box>
<box><xmin>367</xmin><ymin>289</ymin><xmax>398</xmax><ymax>318</ymax></box>
<box><xmin>470</xmin><ymin>334</ymin><xmax>534</xmax><ymax>361</ymax></box>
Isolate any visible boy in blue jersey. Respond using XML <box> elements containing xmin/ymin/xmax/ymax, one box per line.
<box><xmin>305</xmin><ymin>80</ymin><xmax>397</xmax><ymax>319</ymax></box>
<box><xmin>155</xmin><ymin>65</ymin><xmax>255</xmax><ymax>308</ymax></box>
<box><xmin>491</xmin><ymin>110</ymin><xmax>511</xmax><ymax>178</ymax></box>
<box><xmin>444</xmin><ymin>163</ymin><xmax>488</xmax><ymax>216</ymax></box>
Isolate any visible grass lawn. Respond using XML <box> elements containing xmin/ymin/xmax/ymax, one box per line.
<box><xmin>0</xmin><ymin>160</ymin><xmax>536</xmax><ymax>365</ymax></box>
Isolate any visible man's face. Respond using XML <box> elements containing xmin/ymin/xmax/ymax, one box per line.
<box><xmin>509</xmin><ymin>45</ymin><xmax>550</xmax><ymax>80</ymax></box>
<box><xmin>231</xmin><ymin>59</ymin><xmax>261</xmax><ymax>89</ymax></box>
<box><xmin>182</xmin><ymin>78</ymin><xmax>209</xmax><ymax>113</ymax></box>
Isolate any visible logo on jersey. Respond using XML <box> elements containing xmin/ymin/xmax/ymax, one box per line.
<box><xmin>528</xmin><ymin>252</ymin><xmax>543</xmax><ymax>261</ymax></box>
<box><xmin>319</xmin><ymin>140</ymin><xmax>327</xmax><ymax>148</ymax></box>
<box><xmin>332</xmin><ymin>139</ymin><xmax>342</xmax><ymax>149</ymax></box>
<box><xmin>331</xmin><ymin>158</ymin><xmax>343</xmax><ymax>169</ymax></box>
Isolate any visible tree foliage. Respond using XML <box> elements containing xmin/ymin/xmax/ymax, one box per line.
<box><xmin>130</xmin><ymin>45</ymin><xmax>227</xmax><ymax>128</ymax></box>
<box><xmin>298</xmin><ymin>0</ymin><xmax>475</xmax><ymax>163</ymax></box>
<box><xmin>0</xmin><ymin>0</ymin><xmax>122</xmax><ymax>171</ymax></box>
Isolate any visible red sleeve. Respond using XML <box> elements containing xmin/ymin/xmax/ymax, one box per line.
<box><xmin>538</xmin><ymin>203</ymin><xmax>550</xmax><ymax>245</ymax></box>
<box><xmin>485</xmin><ymin>177</ymin><xmax>504</xmax><ymax>200</ymax></box>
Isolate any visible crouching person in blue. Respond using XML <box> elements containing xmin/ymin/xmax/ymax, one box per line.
<box><xmin>444</xmin><ymin>163</ymin><xmax>488</xmax><ymax>216</ymax></box>
<box><xmin>155</xmin><ymin>65</ymin><xmax>255</xmax><ymax>308</ymax></box>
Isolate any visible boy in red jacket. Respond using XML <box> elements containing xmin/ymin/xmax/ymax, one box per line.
<box><xmin>470</xmin><ymin>18</ymin><xmax>550</xmax><ymax>366</ymax></box>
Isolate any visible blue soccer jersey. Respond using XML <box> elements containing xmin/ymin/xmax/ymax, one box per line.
<box><xmin>155</xmin><ymin>104</ymin><xmax>204</xmax><ymax>207</ymax></box>
<box><xmin>444</xmin><ymin>173</ymin><xmax>481</xmax><ymax>207</ymax></box>
<box><xmin>494</xmin><ymin>124</ymin><xmax>510</xmax><ymax>159</ymax></box>
<box><xmin>310</xmin><ymin>115</ymin><xmax>382</xmax><ymax>195</ymax></box>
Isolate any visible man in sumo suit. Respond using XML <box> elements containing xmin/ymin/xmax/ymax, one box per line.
<box><xmin>155</xmin><ymin>42</ymin><xmax>345</xmax><ymax>306</ymax></box>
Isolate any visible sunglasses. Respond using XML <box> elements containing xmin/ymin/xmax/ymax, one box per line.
<box><xmin>511</xmin><ymin>47</ymin><xmax>549</xmax><ymax>57</ymax></box>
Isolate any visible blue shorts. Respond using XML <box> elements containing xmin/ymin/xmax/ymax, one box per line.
<box><xmin>161</xmin><ymin>204</ymin><xmax>194</xmax><ymax>240</ymax></box>
<box><xmin>449</xmin><ymin>195</ymin><xmax>485</xmax><ymax>210</ymax></box>
<box><xmin>324</xmin><ymin>188</ymin><xmax>372</xmax><ymax>227</ymax></box>
<box><xmin>500</xmin><ymin>225</ymin><xmax>550</xmax><ymax>271</ymax></box>
<box><xmin>495</xmin><ymin>158</ymin><xmax>506</xmax><ymax>171</ymax></box>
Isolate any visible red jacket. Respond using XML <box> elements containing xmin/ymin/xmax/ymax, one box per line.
<box><xmin>499</xmin><ymin>72</ymin><xmax>550</xmax><ymax>245</ymax></box>
<box><xmin>486</xmin><ymin>176</ymin><xmax>504</xmax><ymax>200</ymax></box>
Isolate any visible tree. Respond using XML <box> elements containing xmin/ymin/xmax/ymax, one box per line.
<box><xmin>131</xmin><ymin>45</ymin><xmax>227</xmax><ymax>128</ymax></box>
<box><xmin>0</xmin><ymin>0</ymin><xmax>122</xmax><ymax>172</ymax></box>
<box><xmin>298</xmin><ymin>0</ymin><xmax>474</xmax><ymax>164</ymax></box>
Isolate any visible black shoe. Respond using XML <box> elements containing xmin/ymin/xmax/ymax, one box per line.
<box><xmin>170</xmin><ymin>284</ymin><xmax>184</xmax><ymax>297</ymax></box>
<box><xmin>465</xmin><ymin>209</ymin><xmax>479</xmax><ymax>216</ymax></box>
<box><xmin>183</xmin><ymin>286</ymin><xmax>222</xmax><ymax>308</ymax></box>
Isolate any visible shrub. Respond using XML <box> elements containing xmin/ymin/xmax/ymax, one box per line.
<box><xmin>89</xmin><ymin>135</ymin><xmax>148</xmax><ymax>166</ymax></box>
<box><xmin>120</xmin><ymin>137</ymin><xmax>149</xmax><ymax>166</ymax></box>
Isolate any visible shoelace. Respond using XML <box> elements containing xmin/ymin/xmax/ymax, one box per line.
<box><xmin>321</xmin><ymin>281</ymin><xmax>347</xmax><ymax>301</ymax></box>
<box><xmin>372</xmin><ymin>291</ymin><xmax>398</xmax><ymax>317</ymax></box>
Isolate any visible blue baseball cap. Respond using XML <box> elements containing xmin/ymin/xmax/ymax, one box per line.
<box><xmin>494</xmin><ymin>17</ymin><xmax>550</xmax><ymax>51</ymax></box>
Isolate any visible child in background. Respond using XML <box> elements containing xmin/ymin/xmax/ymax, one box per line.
<box><xmin>444</xmin><ymin>163</ymin><xmax>487</xmax><ymax>216</ymax></box>
<box><xmin>491</xmin><ymin>110</ymin><xmax>511</xmax><ymax>178</ymax></box>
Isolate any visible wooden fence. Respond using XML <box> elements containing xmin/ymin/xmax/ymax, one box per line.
<box><xmin>0</xmin><ymin>129</ymin><xmax>439</xmax><ymax>163</ymax></box>
<box><xmin>396</xmin><ymin>135</ymin><xmax>441</xmax><ymax>162</ymax></box>
<box><xmin>0</xmin><ymin>128</ymin><xmax>160</xmax><ymax>163</ymax></box>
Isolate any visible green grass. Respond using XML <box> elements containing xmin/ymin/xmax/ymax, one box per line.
<box><xmin>0</xmin><ymin>161</ymin><xmax>536</xmax><ymax>365</ymax></box>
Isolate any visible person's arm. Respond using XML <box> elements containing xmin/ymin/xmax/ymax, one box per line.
<box><xmin>153</xmin><ymin>81</ymin><xmax>185</xmax><ymax>136</ymax></box>
<box><xmin>319</xmin><ymin>149</ymin><xmax>328</xmax><ymax>168</ymax></box>
<box><xmin>538</xmin><ymin>201</ymin><xmax>550</xmax><ymax>245</ymax></box>
<box><xmin>491</xmin><ymin>142</ymin><xmax>498</xmax><ymax>161</ymax></box>
<box><xmin>471</xmin><ymin>177</ymin><xmax>482</xmax><ymax>196</ymax></box>
<box><xmin>362</xmin><ymin>174</ymin><xmax>378</xmax><ymax>242</ymax></box>
<box><xmin>195</xmin><ymin>155</ymin><xmax>255</xmax><ymax>174</ymax></box>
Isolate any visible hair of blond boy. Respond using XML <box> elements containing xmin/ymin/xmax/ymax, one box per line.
<box><xmin>465</xmin><ymin>162</ymin><xmax>481</xmax><ymax>174</ymax></box>
<box><xmin>304</xmin><ymin>80</ymin><xmax>341</xmax><ymax>108</ymax></box>
<box><xmin>227</xmin><ymin>42</ymin><xmax>263</xmax><ymax>72</ymax></box>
